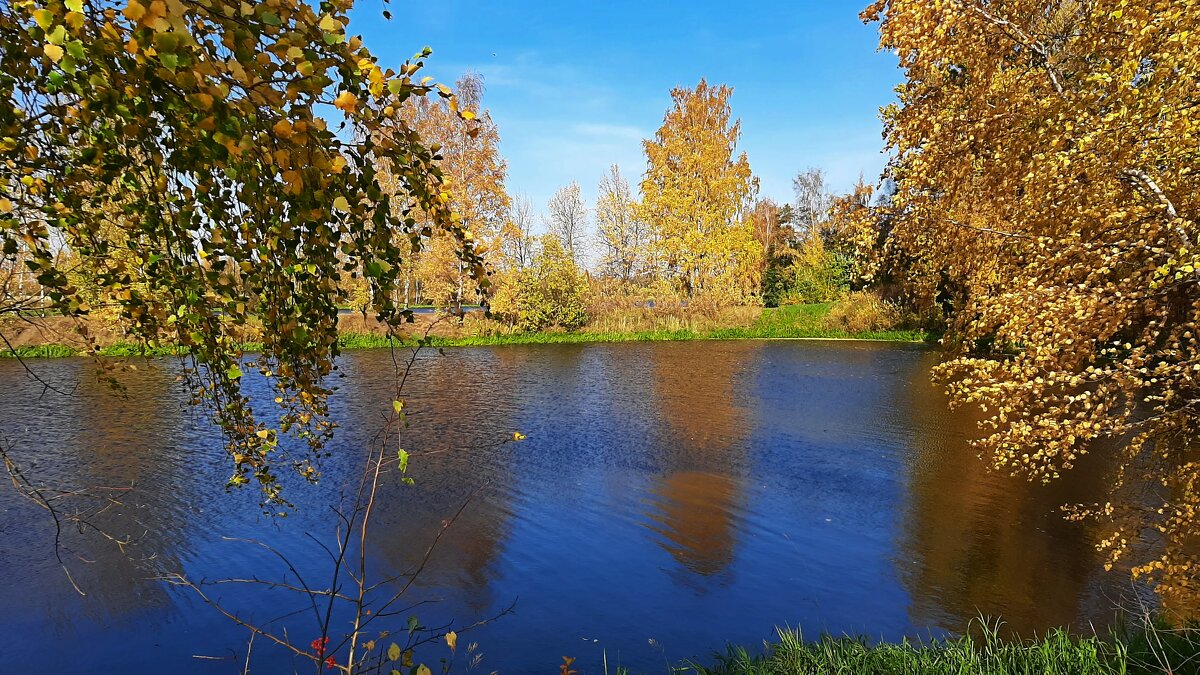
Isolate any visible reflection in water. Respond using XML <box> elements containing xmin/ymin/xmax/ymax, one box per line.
<box><xmin>896</xmin><ymin>352</ymin><xmax>1121</xmax><ymax>635</ymax></box>
<box><xmin>331</xmin><ymin>348</ymin><xmax>519</xmax><ymax>610</ymax></box>
<box><xmin>642</xmin><ymin>342</ymin><xmax>760</xmax><ymax>578</ymax></box>
<box><xmin>0</xmin><ymin>342</ymin><xmax>1150</xmax><ymax>674</ymax></box>
<box><xmin>646</xmin><ymin>471</ymin><xmax>739</xmax><ymax>576</ymax></box>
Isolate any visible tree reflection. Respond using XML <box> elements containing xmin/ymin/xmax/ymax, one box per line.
<box><xmin>337</xmin><ymin>349</ymin><xmax>518</xmax><ymax>610</ymax></box>
<box><xmin>643</xmin><ymin>342</ymin><xmax>762</xmax><ymax>577</ymax></box>
<box><xmin>0</xmin><ymin>358</ymin><xmax>195</xmax><ymax>634</ymax></box>
<box><xmin>896</xmin><ymin>353</ymin><xmax>1122</xmax><ymax>635</ymax></box>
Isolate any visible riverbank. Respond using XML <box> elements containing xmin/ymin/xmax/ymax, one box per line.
<box><xmin>693</xmin><ymin>623</ymin><xmax>1200</xmax><ymax>675</ymax></box>
<box><xmin>0</xmin><ymin>303</ymin><xmax>930</xmax><ymax>359</ymax></box>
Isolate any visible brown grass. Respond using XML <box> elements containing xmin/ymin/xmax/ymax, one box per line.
<box><xmin>821</xmin><ymin>290</ymin><xmax>906</xmax><ymax>333</ymax></box>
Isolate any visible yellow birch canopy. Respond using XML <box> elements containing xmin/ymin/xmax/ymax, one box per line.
<box><xmin>640</xmin><ymin>79</ymin><xmax>762</xmax><ymax>303</ymax></box>
<box><xmin>0</xmin><ymin>0</ymin><xmax>484</xmax><ymax>503</ymax></box>
<box><xmin>864</xmin><ymin>0</ymin><xmax>1200</xmax><ymax>612</ymax></box>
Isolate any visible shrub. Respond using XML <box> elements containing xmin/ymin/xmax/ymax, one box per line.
<box><xmin>510</xmin><ymin>236</ymin><xmax>590</xmax><ymax>332</ymax></box>
<box><xmin>822</xmin><ymin>290</ymin><xmax>905</xmax><ymax>333</ymax></box>
<box><xmin>768</xmin><ymin>235</ymin><xmax>850</xmax><ymax>306</ymax></box>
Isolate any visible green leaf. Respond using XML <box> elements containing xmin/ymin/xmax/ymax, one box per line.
<box><xmin>260</xmin><ymin>11</ymin><xmax>281</xmax><ymax>26</ymax></box>
<box><xmin>65</xmin><ymin>40</ymin><xmax>85</xmax><ymax>61</ymax></box>
<box><xmin>407</xmin><ymin>615</ymin><xmax>419</xmax><ymax>634</ymax></box>
<box><xmin>160</xmin><ymin>53</ymin><xmax>179</xmax><ymax>72</ymax></box>
<box><xmin>397</xmin><ymin>449</ymin><xmax>409</xmax><ymax>473</ymax></box>
<box><xmin>47</xmin><ymin>25</ymin><xmax>67</xmax><ymax>45</ymax></box>
<box><xmin>388</xmin><ymin>643</ymin><xmax>402</xmax><ymax>662</ymax></box>
<box><xmin>65</xmin><ymin>0</ymin><xmax>83</xmax><ymax>12</ymax></box>
<box><xmin>227</xmin><ymin>364</ymin><xmax>243</xmax><ymax>380</ymax></box>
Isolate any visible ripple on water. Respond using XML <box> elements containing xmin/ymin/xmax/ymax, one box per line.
<box><xmin>0</xmin><ymin>342</ymin><xmax>1126</xmax><ymax>673</ymax></box>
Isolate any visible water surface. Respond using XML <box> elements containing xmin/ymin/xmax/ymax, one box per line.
<box><xmin>0</xmin><ymin>341</ymin><xmax>1122</xmax><ymax>673</ymax></box>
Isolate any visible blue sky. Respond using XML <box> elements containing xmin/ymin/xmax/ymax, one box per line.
<box><xmin>350</xmin><ymin>1</ymin><xmax>901</xmax><ymax>220</ymax></box>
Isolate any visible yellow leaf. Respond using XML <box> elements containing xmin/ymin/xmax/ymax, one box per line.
<box><xmin>333</xmin><ymin>196</ymin><xmax>350</xmax><ymax>212</ymax></box>
<box><xmin>417</xmin><ymin>666</ymin><xmax>431</xmax><ymax>675</ymax></box>
<box><xmin>255</xmin><ymin>429</ymin><xmax>270</xmax><ymax>439</ymax></box>
<box><xmin>318</xmin><ymin>14</ymin><xmax>342</xmax><ymax>32</ymax></box>
<box><xmin>272</xmin><ymin>118</ymin><xmax>293</xmax><ymax>139</ymax></box>
<box><xmin>32</xmin><ymin>9</ymin><xmax>54</xmax><ymax>29</ymax></box>
<box><xmin>460</xmin><ymin>110</ymin><xmax>477</xmax><ymax>121</ymax></box>
<box><xmin>123</xmin><ymin>0</ymin><xmax>146</xmax><ymax>21</ymax></box>
<box><xmin>0</xmin><ymin>198</ymin><xmax>12</xmax><ymax>213</ymax></box>
<box><xmin>282</xmin><ymin>169</ymin><xmax>303</xmax><ymax>193</ymax></box>
<box><xmin>334</xmin><ymin>90</ymin><xmax>358</xmax><ymax>113</ymax></box>
<box><xmin>43</xmin><ymin>43</ymin><xmax>64</xmax><ymax>63</ymax></box>
<box><xmin>445</xmin><ymin>631</ymin><xmax>457</xmax><ymax>651</ymax></box>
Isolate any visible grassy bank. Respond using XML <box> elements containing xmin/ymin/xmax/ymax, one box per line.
<box><xmin>337</xmin><ymin>303</ymin><xmax>927</xmax><ymax>349</ymax></box>
<box><xmin>693</xmin><ymin>623</ymin><xmax>1200</xmax><ymax>675</ymax></box>
<box><xmin>1</xmin><ymin>304</ymin><xmax>929</xmax><ymax>359</ymax></box>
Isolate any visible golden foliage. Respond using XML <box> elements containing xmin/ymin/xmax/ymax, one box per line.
<box><xmin>390</xmin><ymin>71</ymin><xmax>510</xmax><ymax>308</ymax></box>
<box><xmin>0</xmin><ymin>0</ymin><xmax>484</xmax><ymax>499</ymax></box>
<box><xmin>640</xmin><ymin>79</ymin><xmax>763</xmax><ymax>304</ymax></box>
<box><xmin>865</xmin><ymin>0</ymin><xmax>1200</xmax><ymax>610</ymax></box>
<box><xmin>822</xmin><ymin>291</ymin><xmax>904</xmax><ymax>334</ymax></box>
<box><xmin>496</xmin><ymin>236</ymin><xmax>589</xmax><ymax>332</ymax></box>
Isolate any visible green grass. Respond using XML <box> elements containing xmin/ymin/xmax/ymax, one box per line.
<box><xmin>0</xmin><ymin>305</ymin><xmax>929</xmax><ymax>359</ymax></box>
<box><xmin>2</xmin><ymin>342</ymin><xmax>226</xmax><ymax>359</ymax></box>
<box><xmin>692</xmin><ymin>621</ymin><xmax>1200</xmax><ymax>675</ymax></box>
<box><xmin>335</xmin><ymin>304</ymin><xmax>928</xmax><ymax>350</ymax></box>
<box><xmin>1</xmin><ymin>344</ymin><xmax>79</xmax><ymax>359</ymax></box>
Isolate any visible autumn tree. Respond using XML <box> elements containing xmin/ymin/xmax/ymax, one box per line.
<box><xmin>640</xmin><ymin>79</ymin><xmax>762</xmax><ymax>303</ymax></box>
<box><xmin>595</xmin><ymin>165</ymin><xmax>646</xmax><ymax>281</ymax></box>
<box><xmin>750</xmin><ymin>197</ymin><xmax>794</xmax><ymax>307</ymax></box>
<box><xmin>399</xmin><ymin>71</ymin><xmax>509</xmax><ymax>309</ymax></box>
<box><xmin>500</xmin><ymin>194</ymin><xmax>537</xmax><ymax>271</ymax></box>
<box><xmin>748</xmin><ymin>197</ymin><xmax>793</xmax><ymax>264</ymax></box>
<box><xmin>546</xmin><ymin>181</ymin><xmax>587</xmax><ymax>266</ymax></box>
<box><xmin>0</xmin><ymin>0</ymin><xmax>484</xmax><ymax>499</ymax></box>
<box><xmin>864</xmin><ymin>0</ymin><xmax>1200</xmax><ymax>611</ymax></box>
<box><xmin>792</xmin><ymin>167</ymin><xmax>833</xmax><ymax>237</ymax></box>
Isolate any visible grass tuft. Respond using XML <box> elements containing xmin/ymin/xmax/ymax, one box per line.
<box><xmin>692</xmin><ymin>620</ymin><xmax>1200</xmax><ymax>675</ymax></box>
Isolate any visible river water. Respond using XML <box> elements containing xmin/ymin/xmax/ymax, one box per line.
<box><xmin>0</xmin><ymin>341</ymin><xmax>1125</xmax><ymax>673</ymax></box>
